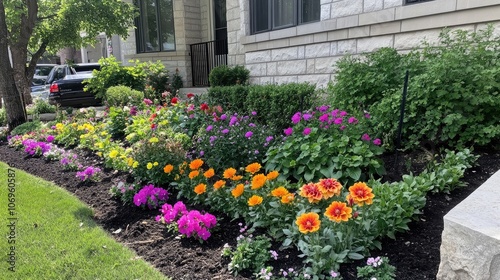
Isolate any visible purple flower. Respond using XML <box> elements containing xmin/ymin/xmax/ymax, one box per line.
<box><xmin>245</xmin><ymin>131</ymin><xmax>253</xmax><ymax>138</ymax></box>
<box><xmin>229</xmin><ymin>116</ymin><xmax>239</xmax><ymax>126</ymax></box>
<box><xmin>334</xmin><ymin>118</ymin><xmax>343</xmax><ymax>125</ymax></box>
<box><xmin>221</xmin><ymin>129</ymin><xmax>229</xmax><ymax>134</ymax></box>
<box><xmin>266</xmin><ymin>136</ymin><xmax>274</xmax><ymax>142</ymax></box>
<box><xmin>303</xmin><ymin>113</ymin><xmax>313</xmax><ymax>121</ymax></box>
<box><xmin>133</xmin><ymin>184</ymin><xmax>169</xmax><ymax>209</ymax></box>
<box><xmin>284</xmin><ymin>127</ymin><xmax>293</xmax><ymax>136</ymax></box>
<box><xmin>362</xmin><ymin>133</ymin><xmax>371</xmax><ymax>141</ymax></box>
<box><xmin>220</xmin><ymin>114</ymin><xmax>227</xmax><ymax>120</ymax></box>
<box><xmin>373</xmin><ymin>138</ymin><xmax>382</xmax><ymax>146</ymax></box>
<box><xmin>254</xmin><ymin>150</ymin><xmax>259</xmax><ymax>154</ymax></box>
<box><xmin>303</xmin><ymin>127</ymin><xmax>311</xmax><ymax>135</ymax></box>
<box><xmin>130</xmin><ymin>106</ymin><xmax>137</xmax><ymax>116</ymax></box>
<box><xmin>270</xmin><ymin>250</ymin><xmax>279</xmax><ymax>260</ymax></box>
<box><xmin>339</xmin><ymin>111</ymin><xmax>348</xmax><ymax>117</ymax></box>
<box><xmin>340</xmin><ymin>125</ymin><xmax>346</xmax><ymax>130</ymax></box>
<box><xmin>348</xmin><ymin>117</ymin><xmax>358</xmax><ymax>124</ymax></box>
<box><xmin>291</xmin><ymin>112</ymin><xmax>301</xmax><ymax>124</ymax></box>
<box><xmin>319</xmin><ymin>114</ymin><xmax>329</xmax><ymax>123</ymax></box>
<box><xmin>46</xmin><ymin>135</ymin><xmax>55</xmax><ymax>142</ymax></box>
<box><xmin>143</xmin><ymin>98</ymin><xmax>153</xmax><ymax>105</ymax></box>
<box><xmin>248</xmin><ymin>123</ymin><xmax>256</xmax><ymax>127</ymax></box>
<box><xmin>251</xmin><ymin>111</ymin><xmax>257</xmax><ymax>116</ymax></box>
<box><xmin>206</xmin><ymin>125</ymin><xmax>213</xmax><ymax>132</ymax></box>
<box><xmin>364</xmin><ymin>113</ymin><xmax>371</xmax><ymax>119</ymax></box>
<box><xmin>317</xmin><ymin>105</ymin><xmax>330</xmax><ymax>112</ymax></box>
<box><xmin>331</xmin><ymin>109</ymin><xmax>339</xmax><ymax>117</ymax></box>
<box><xmin>199</xmin><ymin>150</ymin><xmax>205</xmax><ymax>156</ymax></box>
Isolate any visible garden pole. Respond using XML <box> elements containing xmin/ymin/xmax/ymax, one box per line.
<box><xmin>395</xmin><ymin>70</ymin><xmax>409</xmax><ymax>169</ymax></box>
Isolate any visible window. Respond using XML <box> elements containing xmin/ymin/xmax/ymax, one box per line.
<box><xmin>405</xmin><ymin>0</ymin><xmax>434</xmax><ymax>4</ymax></box>
<box><xmin>135</xmin><ymin>0</ymin><xmax>175</xmax><ymax>53</ymax></box>
<box><xmin>251</xmin><ymin>0</ymin><xmax>320</xmax><ymax>34</ymax></box>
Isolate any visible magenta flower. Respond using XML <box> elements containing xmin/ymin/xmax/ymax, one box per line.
<box><xmin>229</xmin><ymin>116</ymin><xmax>239</xmax><ymax>126</ymax></box>
<box><xmin>348</xmin><ymin>117</ymin><xmax>358</xmax><ymax>124</ymax></box>
<box><xmin>364</xmin><ymin>113</ymin><xmax>371</xmax><ymax>118</ymax></box>
<box><xmin>251</xmin><ymin>111</ymin><xmax>257</xmax><ymax>115</ymax></box>
<box><xmin>220</xmin><ymin>114</ymin><xmax>227</xmax><ymax>120</ymax></box>
<box><xmin>303</xmin><ymin>113</ymin><xmax>313</xmax><ymax>121</ymax></box>
<box><xmin>331</xmin><ymin>109</ymin><xmax>339</xmax><ymax>117</ymax></box>
<box><xmin>221</xmin><ymin>129</ymin><xmax>229</xmax><ymax>134</ymax></box>
<box><xmin>291</xmin><ymin>112</ymin><xmax>302</xmax><ymax>124</ymax></box>
<box><xmin>266</xmin><ymin>136</ymin><xmax>274</xmax><ymax>142</ymax></box>
<box><xmin>319</xmin><ymin>114</ymin><xmax>329</xmax><ymax>123</ymax></box>
<box><xmin>143</xmin><ymin>98</ymin><xmax>153</xmax><ymax>105</ymax></box>
<box><xmin>206</xmin><ymin>125</ymin><xmax>213</xmax><ymax>132</ymax></box>
<box><xmin>362</xmin><ymin>133</ymin><xmax>371</xmax><ymax>141</ymax></box>
<box><xmin>303</xmin><ymin>127</ymin><xmax>311</xmax><ymax>135</ymax></box>
<box><xmin>317</xmin><ymin>105</ymin><xmax>329</xmax><ymax>112</ymax></box>
<box><xmin>340</xmin><ymin>111</ymin><xmax>348</xmax><ymax>117</ymax></box>
<box><xmin>284</xmin><ymin>127</ymin><xmax>293</xmax><ymax>136</ymax></box>
<box><xmin>245</xmin><ymin>131</ymin><xmax>253</xmax><ymax>138</ymax></box>
<box><xmin>373</xmin><ymin>138</ymin><xmax>382</xmax><ymax>146</ymax></box>
<box><xmin>130</xmin><ymin>106</ymin><xmax>137</xmax><ymax>116</ymax></box>
<box><xmin>133</xmin><ymin>184</ymin><xmax>169</xmax><ymax>209</ymax></box>
<box><xmin>46</xmin><ymin>135</ymin><xmax>55</xmax><ymax>142</ymax></box>
<box><xmin>334</xmin><ymin>118</ymin><xmax>343</xmax><ymax>125</ymax></box>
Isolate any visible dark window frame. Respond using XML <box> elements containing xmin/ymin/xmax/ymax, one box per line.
<box><xmin>404</xmin><ymin>0</ymin><xmax>435</xmax><ymax>5</ymax></box>
<box><xmin>134</xmin><ymin>0</ymin><xmax>176</xmax><ymax>53</ymax></box>
<box><xmin>250</xmin><ymin>0</ymin><xmax>320</xmax><ymax>35</ymax></box>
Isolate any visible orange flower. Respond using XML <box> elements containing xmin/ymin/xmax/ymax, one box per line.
<box><xmin>317</xmin><ymin>178</ymin><xmax>343</xmax><ymax>199</ymax></box>
<box><xmin>223</xmin><ymin>168</ymin><xmax>237</xmax><ymax>179</ymax></box>
<box><xmin>299</xmin><ymin>183</ymin><xmax>323</xmax><ymax>203</ymax></box>
<box><xmin>251</xmin><ymin>174</ymin><xmax>267</xmax><ymax>190</ymax></box>
<box><xmin>295</xmin><ymin>212</ymin><xmax>321</xmax><ymax>234</ymax></box>
<box><xmin>204</xmin><ymin>168</ymin><xmax>215</xmax><ymax>178</ymax></box>
<box><xmin>266</xmin><ymin>170</ymin><xmax>279</xmax><ymax>180</ymax></box>
<box><xmin>231</xmin><ymin>175</ymin><xmax>243</xmax><ymax>181</ymax></box>
<box><xmin>213</xmin><ymin>180</ymin><xmax>226</xmax><ymax>190</ymax></box>
<box><xmin>271</xmin><ymin>186</ymin><xmax>289</xmax><ymax>197</ymax></box>
<box><xmin>248</xmin><ymin>195</ymin><xmax>263</xmax><ymax>206</ymax></box>
<box><xmin>346</xmin><ymin>182</ymin><xmax>375</xmax><ymax>206</ymax></box>
<box><xmin>163</xmin><ymin>164</ymin><xmax>174</xmax><ymax>174</ymax></box>
<box><xmin>325</xmin><ymin>201</ymin><xmax>352</xmax><ymax>223</ymax></box>
<box><xmin>189</xmin><ymin>159</ymin><xmax>204</xmax><ymax>170</ymax></box>
<box><xmin>194</xmin><ymin>183</ymin><xmax>206</xmax><ymax>195</ymax></box>
<box><xmin>231</xmin><ymin>184</ymin><xmax>245</xmax><ymax>198</ymax></box>
<box><xmin>281</xmin><ymin>193</ymin><xmax>295</xmax><ymax>204</ymax></box>
<box><xmin>188</xmin><ymin>170</ymin><xmax>200</xmax><ymax>179</ymax></box>
<box><xmin>245</xmin><ymin>162</ymin><xmax>261</xmax><ymax>174</ymax></box>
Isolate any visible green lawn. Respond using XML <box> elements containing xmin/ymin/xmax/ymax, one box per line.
<box><xmin>0</xmin><ymin>162</ymin><xmax>169</xmax><ymax>280</ymax></box>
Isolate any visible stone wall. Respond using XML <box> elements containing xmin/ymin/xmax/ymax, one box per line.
<box><xmin>231</xmin><ymin>0</ymin><xmax>500</xmax><ymax>88</ymax></box>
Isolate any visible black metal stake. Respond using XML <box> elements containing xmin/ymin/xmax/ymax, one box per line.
<box><xmin>395</xmin><ymin>70</ymin><xmax>410</xmax><ymax>171</ymax></box>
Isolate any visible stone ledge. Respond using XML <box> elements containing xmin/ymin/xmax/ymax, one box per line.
<box><xmin>437</xmin><ymin>169</ymin><xmax>500</xmax><ymax>280</ymax></box>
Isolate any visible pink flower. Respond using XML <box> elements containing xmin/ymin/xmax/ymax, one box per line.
<box><xmin>362</xmin><ymin>133</ymin><xmax>371</xmax><ymax>141</ymax></box>
<box><xmin>251</xmin><ymin>111</ymin><xmax>257</xmax><ymax>115</ymax></box>
<box><xmin>245</xmin><ymin>131</ymin><xmax>253</xmax><ymax>138</ymax></box>
<box><xmin>284</xmin><ymin>127</ymin><xmax>293</xmax><ymax>136</ymax></box>
<box><xmin>340</xmin><ymin>111</ymin><xmax>347</xmax><ymax>117</ymax></box>
<box><xmin>303</xmin><ymin>127</ymin><xmax>311</xmax><ymax>135</ymax></box>
<box><xmin>143</xmin><ymin>98</ymin><xmax>153</xmax><ymax>105</ymax></box>
<box><xmin>348</xmin><ymin>117</ymin><xmax>358</xmax><ymax>124</ymax></box>
<box><xmin>303</xmin><ymin>113</ymin><xmax>312</xmax><ymax>121</ymax></box>
<box><xmin>334</xmin><ymin>118</ymin><xmax>343</xmax><ymax>125</ymax></box>
<box><xmin>46</xmin><ymin>135</ymin><xmax>55</xmax><ymax>142</ymax></box>
<box><xmin>291</xmin><ymin>112</ymin><xmax>302</xmax><ymax>124</ymax></box>
<box><xmin>373</xmin><ymin>138</ymin><xmax>381</xmax><ymax>146</ymax></box>
<box><xmin>319</xmin><ymin>114</ymin><xmax>329</xmax><ymax>123</ymax></box>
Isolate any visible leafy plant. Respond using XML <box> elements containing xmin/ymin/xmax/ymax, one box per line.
<box><xmin>110</xmin><ymin>181</ymin><xmax>142</xmax><ymax>205</ymax></box>
<box><xmin>357</xmin><ymin>256</ymin><xmax>396</xmax><ymax>280</ymax></box>
<box><xmin>105</xmin><ymin>86</ymin><xmax>144</xmax><ymax>107</ymax></box>
<box><xmin>0</xmin><ymin>107</ymin><xmax>6</xmax><ymax>126</ymax></box>
<box><xmin>169</xmin><ymin>68</ymin><xmax>183</xmax><ymax>95</ymax></box>
<box><xmin>209</xmin><ymin>65</ymin><xmax>250</xmax><ymax>86</ymax></box>
<box><xmin>10</xmin><ymin>120</ymin><xmax>42</xmax><ymax>136</ymax></box>
<box><xmin>33</xmin><ymin>99</ymin><xmax>57</xmax><ymax>114</ymax></box>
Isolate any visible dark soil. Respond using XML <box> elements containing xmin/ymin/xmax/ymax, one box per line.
<box><xmin>1</xmin><ymin>142</ymin><xmax>499</xmax><ymax>280</ymax></box>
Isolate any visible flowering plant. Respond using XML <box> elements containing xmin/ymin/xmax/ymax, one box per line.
<box><xmin>156</xmin><ymin>201</ymin><xmax>217</xmax><ymax>241</ymax></box>
<box><xmin>110</xmin><ymin>181</ymin><xmax>142</xmax><ymax>205</ymax></box>
<box><xmin>265</xmin><ymin>106</ymin><xmax>385</xmax><ymax>185</ymax></box>
<box><xmin>76</xmin><ymin>166</ymin><xmax>102</xmax><ymax>182</ymax></box>
<box><xmin>356</xmin><ymin>256</ymin><xmax>396</xmax><ymax>280</ymax></box>
<box><xmin>133</xmin><ymin>184</ymin><xmax>169</xmax><ymax>209</ymax></box>
<box><xmin>60</xmin><ymin>152</ymin><xmax>82</xmax><ymax>171</ymax></box>
<box><xmin>22</xmin><ymin>139</ymin><xmax>51</xmax><ymax>157</ymax></box>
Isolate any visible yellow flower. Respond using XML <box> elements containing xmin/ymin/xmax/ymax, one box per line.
<box><xmin>251</xmin><ymin>174</ymin><xmax>267</xmax><ymax>190</ymax></box>
<box><xmin>266</xmin><ymin>170</ymin><xmax>279</xmax><ymax>180</ymax></box>
<box><xmin>194</xmin><ymin>183</ymin><xmax>206</xmax><ymax>195</ymax></box>
<box><xmin>100</xmin><ymin>131</ymin><xmax>108</xmax><ymax>136</ymax></box>
<box><xmin>163</xmin><ymin>164</ymin><xmax>174</xmax><ymax>173</ymax></box>
<box><xmin>132</xmin><ymin>161</ymin><xmax>139</xmax><ymax>168</ymax></box>
<box><xmin>109</xmin><ymin>150</ymin><xmax>119</xmax><ymax>159</ymax></box>
<box><xmin>96</xmin><ymin>152</ymin><xmax>103</xmax><ymax>157</ymax></box>
<box><xmin>245</xmin><ymin>162</ymin><xmax>261</xmax><ymax>174</ymax></box>
<box><xmin>271</xmin><ymin>186</ymin><xmax>289</xmax><ymax>197</ymax></box>
<box><xmin>149</xmin><ymin>137</ymin><xmax>159</xmax><ymax>143</ymax></box>
<box><xmin>189</xmin><ymin>159</ymin><xmax>204</xmax><ymax>170</ymax></box>
<box><xmin>153</xmin><ymin>162</ymin><xmax>159</xmax><ymax>166</ymax></box>
<box><xmin>96</xmin><ymin>142</ymin><xmax>104</xmax><ymax>149</ymax></box>
<box><xmin>248</xmin><ymin>195</ymin><xmax>263</xmax><ymax>207</ymax></box>
<box><xmin>189</xmin><ymin>170</ymin><xmax>200</xmax><ymax>179</ymax></box>
<box><xmin>147</xmin><ymin>162</ymin><xmax>153</xmax><ymax>170</ymax></box>
<box><xmin>127</xmin><ymin>157</ymin><xmax>134</xmax><ymax>167</ymax></box>
<box><xmin>231</xmin><ymin>184</ymin><xmax>245</xmax><ymax>198</ymax></box>
<box><xmin>213</xmin><ymin>180</ymin><xmax>226</xmax><ymax>190</ymax></box>
<box><xmin>55</xmin><ymin>123</ymin><xmax>64</xmax><ymax>130</ymax></box>
<box><xmin>203</xmin><ymin>168</ymin><xmax>215</xmax><ymax>178</ymax></box>
<box><xmin>295</xmin><ymin>212</ymin><xmax>321</xmax><ymax>234</ymax></box>
<box><xmin>223</xmin><ymin>168</ymin><xmax>237</xmax><ymax>179</ymax></box>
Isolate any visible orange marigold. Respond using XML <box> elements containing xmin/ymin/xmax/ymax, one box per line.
<box><xmin>204</xmin><ymin>168</ymin><xmax>215</xmax><ymax>178</ymax></box>
<box><xmin>271</xmin><ymin>186</ymin><xmax>289</xmax><ymax>197</ymax></box>
<box><xmin>317</xmin><ymin>178</ymin><xmax>343</xmax><ymax>199</ymax></box>
<box><xmin>248</xmin><ymin>195</ymin><xmax>263</xmax><ymax>206</ymax></box>
<box><xmin>266</xmin><ymin>170</ymin><xmax>279</xmax><ymax>180</ymax></box>
<box><xmin>213</xmin><ymin>180</ymin><xmax>226</xmax><ymax>190</ymax></box>
<box><xmin>163</xmin><ymin>164</ymin><xmax>174</xmax><ymax>174</ymax></box>
<box><xmin>346</xmin><ymin>182</ymin><xmax>375</xmax><ymax>206</ymax></box>
<box><xmin>231</xmin><ymin>184</ymin><xmax>245</xmax><ymax>198</ymax></box>
<box><xmin>251</xmin><ymin>174</ymin><xmax>267</xmax><ymax>190</ymax></box>
<box><xmin>245</xmin><ymin>162</ymin><xmax>262</xmax><ymax>174</ymax></box>
<box><xmin>295</xmin><ymin>212</ymin><xmax>321</xmax><ymax>234</ymax></box>
<box><xmin>223</xmin><ymin>168</ymin><xmax>237</xmax><ymax>179</ymax></box>
<box><xmin>231</xmin><ymin>175</ymin><xmax>243</xmax><ymax>181</ymax></box>
<box><xmin>189</xmin><ymin>159</ymin><xmax>204</xmax><ymax>170</ymax></box>
<box><xmin>299</xmin><ymin>183</ymin><xmax>323</xmax><ymax>203</ymax></box>
<box><xmin>188</xmin><ymin>170</ymin><xmax>200</xmax><ymax>179</ymax></box>
<box><xmin>281</xmin><ymin>193</ymin><xmax>295</xmax><ymax>204</ymax></box>
<box><xmin>325</xmin><ymin>201</ymin><xmax>352</xmax><ymax>223</ymax></box>
<box><xmin>194</xmin><ymin>183</ymin><xmax>206</xmax><ymax>195</ymax></box>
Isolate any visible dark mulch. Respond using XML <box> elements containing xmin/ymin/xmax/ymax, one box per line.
<box><xmin>1</xmin><ymin>142</ymin><xmax>499</xmax><ymax>280</ymax></box>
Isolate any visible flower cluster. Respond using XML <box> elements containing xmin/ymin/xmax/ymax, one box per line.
<box><xmin>60</xmin><ymin>152</ymin><xmax>82</xmax><ymax>171</ymax></box>
<box><xmin>110</xmin><ymin>181</ymin><xmax>140</xmax><ymax>205</ymax></box>
<box><xmin>133</xmin><ymin>184</ymin><xmax>169</xmax><ymax>209</ymax></box>
<box><xmin>76</xmin><ymin>166</ymin><xmax>102</xmax><ymax>182</ymax></box>
<box><xmin>299</xmin><ymin>178</ymin><xmax>343</xmax><ymax>203</ymax></box>
<box><xmin>156</xmin><ymin>201</ymin><xmax>217</xmax><ymax>241</ymax></box>
<box><xmin>22</xmin><ymin>139</ymin><xmax>51</xmax><ymax>157</ymax></box>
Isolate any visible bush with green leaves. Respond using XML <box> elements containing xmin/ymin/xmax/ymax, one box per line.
<box><xmin>0</xmin><ymin>107</ymin><xmax>6</xmax><ymax>126</ymax></box>
<box><xmin>329</xmin><ymin>26</ymin><xmax>500</xmax><ymax>149</ymax></box>
<box><xmin>170</xmin><ymin>69</ymin><xmax>183</xmax><ymax>95</ymax></box>
<box><xmin>33</xmin><ymin>99</ymin><xmax>57</xmax><ymax>114</ymax></box>
<box><xmin>10</xmin><ymin>120</ymin><xmax>42</xmax><ymax>136</ymax></box>
<box><xmin>105</xmin><ymin>86</ymin><xmax>144</xmax><ymax>107</ymax></box>
<box><xmin>265</xmin><ymin>106</ymin><xmax>385</xmax><ymax>185</ymax></box>
<box><xmin>209</xmin><ymin>65</ymin><xmax>250</xmax><ymax>86</ymax></box>
<box><xmin>222</xmin><ymin>229</ymin><xmax>272</xmax><ymax>275</ymax></box>
<box><xmin>207</xmin><ymin>85</ymin><xmax>249</xmax><ymax>112</ymax></box>
<box><xmin>143</xmin><ymin>62</ymin><xmax>170</xmax><ymax>100</ymax></box>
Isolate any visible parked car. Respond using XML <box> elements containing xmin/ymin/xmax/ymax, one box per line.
<box><xmin>31</xmin><ymin>64</ymin><xmax>57</xmax><ymax>99</ymax></box>
<box><xmin>46</xmin><ymin>63</ymin><xmax>102</xmax><ymax>107</ymax></box>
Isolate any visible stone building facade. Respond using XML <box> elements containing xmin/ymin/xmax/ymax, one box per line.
<box><xmin>120</xmin><ymin>0</ymin><xmax>500</xmax><ymax>88</ymax></box>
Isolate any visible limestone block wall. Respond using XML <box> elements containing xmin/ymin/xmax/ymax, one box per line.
<box><xmin>231</xmin><ymin>0</ymin><xmax>500</xmax><ymax>88</ymax></box>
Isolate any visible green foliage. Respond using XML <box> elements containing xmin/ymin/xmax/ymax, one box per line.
<box><xmin>208</xmin><ymin>85</ymin><xmax>249</xmax><ymax>112</ymax></box>
<box><xmin>10</xmin><ymin>121</ymin><xmax>42</xmax><ymax>136</ymax></box>
<box><xmin>110</xmin><ymin>181</ymin><xmax>142</xmax><ymax>205</ymax></box>
<box><xmin>105</xmin><ymin>86</ymin><xmax>144</xmax><ymax>107</ymax></box>
<box><xmin>329</xmin><ymin>26</ymin><xmax>500</xmax><ymax>149</ymax></box>
<box><xmin>33</xmin><ymin>99</ymin><xmax>57</xmax><ymax>114</ymax></box>
<box><xmin>222</xmin><ymin>233</ymin><xmax>272</xmax><ymax>275</ymax></box>
<box><xmin>0</xmin><ymin>107</ymin><xmax>6</xmax><ymax>126</ymax></box>
<box><xmin>209</xmin><ymin>65</ymin><xmax>250</xmax><ymax>86</ymax></box>
<box><xmin>106</xmin><ymin>107</ymin><xmax>129</xmax><ymax>138</ymax></box>
<box><xmin>144</xmin><ymin>62</ymin><xmax>170</xmax><ymax>100</ymax></box>
<box><xmin>170</xmin><ymin>69</ymin><xmax>184</xmax><ymax>95</ymax></box>
<box><xmin>357</xmin><ymin>256</ymin><xmax>396</xmax><ymax>280</ymax></box>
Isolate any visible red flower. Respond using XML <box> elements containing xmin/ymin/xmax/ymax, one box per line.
<box><xmin>187</xmin><ymin>93</ymin><xmax>194</xmax><ymax>99</ymax></box>
<box><xmin>171</xmin><ymin>97</ymin><xmax>178</xmax><ymax>104</ymax></box>
<box><xmin>200</xmin><ymin>103</ymin><xmax>209</xmax><ymax>111</ymax></box>
<box><xmin>151</xmin><ymin>123</ymin><xmax>156</xmax><ymax>129</ymax></box>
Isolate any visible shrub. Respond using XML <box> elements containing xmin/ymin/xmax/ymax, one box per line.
<box><xmin>0</xmin><ymin>107</ymin><xmax>6</xmax><ymax>126</ymax></box>
<box><xmin>143</xmin><ymin>62</ymin><xmax>170</xmax><ymax>100</ymax></box>
<box><xmin>209</xmin><ymin>65</ymin><xmax>250</xmax><ymax>86</ymax></box>
<box><xmin>170</xmin><ymin>68</ymin><xmax>184</xmax><ymax>95</ymax></box>
<box><xmin>33</xmin><ymin>99</ymin><xmax>57</xmax><ymax>114</ymax></box>
<box><xmin>105</xmin><ymin>86</ymin><xmax>144</xmax><ymax>107</ymax></box>
<box><xmin>10</xmin><ymin>120</ymin><xmax>42</xmax><ymax>136</ymax></box>
<box><xmin>207</xmin><ymin>85</ymin><xmax>249</xmax><ymax>112</ymax></box>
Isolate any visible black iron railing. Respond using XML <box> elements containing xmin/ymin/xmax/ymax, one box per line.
<box><xmin>190</xmin><ymin>39</ymin><xmax>228</xmax><ymax>87</ymax></box>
